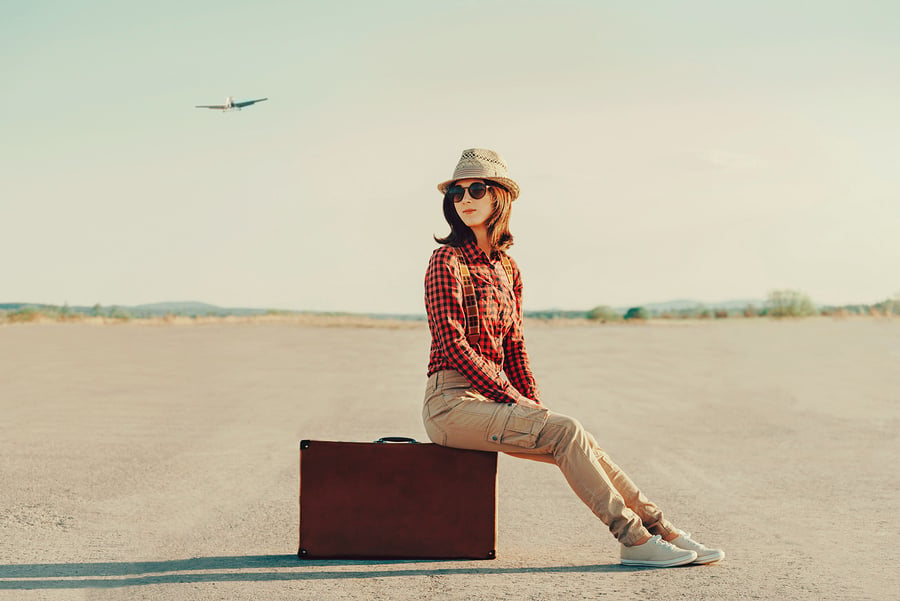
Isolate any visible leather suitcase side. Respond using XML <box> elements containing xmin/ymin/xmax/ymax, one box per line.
<box><xmin>299</xmin><ymin>439</ymin><xmax>497</xmax><ymax>559</ymax></box>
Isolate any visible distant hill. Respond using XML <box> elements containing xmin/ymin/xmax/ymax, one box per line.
<box><xmin>131</xmin><ymin>301</ymin><xmax>224</xmax><ymax>314</ymax></box>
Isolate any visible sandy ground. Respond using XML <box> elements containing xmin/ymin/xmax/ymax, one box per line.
<box><xmin>0</xmin><ymin>318</ymin><xmax>897</xmax><ymax>600</ymax></box>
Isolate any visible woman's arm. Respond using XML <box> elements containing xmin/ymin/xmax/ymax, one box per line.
<box><xmin>501</xmin><ymin>257</ymin><xmax>542</xmax><ymax>403</ymax></box>
<box><xmin>425</xmin><ymin>248</ymin><xmax>529</xmax><ymax>404</ymax></box>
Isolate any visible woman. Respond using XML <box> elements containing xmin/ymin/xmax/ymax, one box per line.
<box><xmin>423</xmin><ymin>148</ymin><xmax>724</xmax><ymax>568</ymax></box>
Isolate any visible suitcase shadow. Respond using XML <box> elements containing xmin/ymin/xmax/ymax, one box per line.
<box><xmin>0</xmin><ymin>555</ymin><xmax>649</xmax><ymax>589</ymax></box>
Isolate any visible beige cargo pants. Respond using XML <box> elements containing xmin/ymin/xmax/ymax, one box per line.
<box><xmin>423</xmin><ymin>369</ymin><xmax>676</xmax><ymax>547</ymax></box>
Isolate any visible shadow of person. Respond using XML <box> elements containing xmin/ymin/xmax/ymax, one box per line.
<box><xmin>0</xmin><ymin>555</ymin><xmax>646</xmax><ymax>589</ymax></box>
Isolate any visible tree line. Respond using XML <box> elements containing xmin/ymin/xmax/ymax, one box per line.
<box><xmin>584</xmin><ymin>290</ymin><xmax>900</xmax><ymax>322</ymax></box>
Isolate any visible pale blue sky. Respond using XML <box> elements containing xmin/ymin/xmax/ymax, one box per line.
<box><xmin>3</xmin><ymin>1</ymin><xmax>898</xmax><ymax>313</ymax></box>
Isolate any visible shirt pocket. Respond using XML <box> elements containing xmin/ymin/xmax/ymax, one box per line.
<box><xmin>486</xmin><ymin>403</ymin><xmax>549</xmax><ymax>449</ymax></box>
<box><xmin>470</xmin><ymin>275</ymin><xmax>494</xmax><ymax>299</ymax></box>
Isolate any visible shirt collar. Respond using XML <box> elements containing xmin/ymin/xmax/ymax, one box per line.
<box><xmin>459</xmin><ymin>239</ymin><xmax>500</xmax><ymax>264</ymax></box>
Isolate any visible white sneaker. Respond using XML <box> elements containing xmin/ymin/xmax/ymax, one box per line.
<box><xmin>620</xmin><ymin>535</ymin><xmax>697</xmax><ymax>567</ymax></box>
<box><xmin>668</xmin><ymin>530</ymin><xmax>725</xmax><ymax>564</ymax></box>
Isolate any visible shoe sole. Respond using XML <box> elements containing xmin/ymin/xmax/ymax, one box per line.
<box><xmin>692</xmin><ymin>551</ymin><xmax>725</xmax><ymax>565</ymax></box>
<box><xmin>621</xmin><ymin>553</ymin><xmax>697</xmax><ymax>568</ymax></box>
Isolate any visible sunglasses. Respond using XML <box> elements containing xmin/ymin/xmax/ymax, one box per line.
<box><xmin>447</xmin><ymin>182</ymin><xmax>491</xmax><ymax>203</ymax></box>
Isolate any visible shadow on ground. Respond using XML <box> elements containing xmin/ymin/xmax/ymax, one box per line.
<box><xmin>0</xmin><ymin>555</ymin><xmax>647</xmax><ymax>589</ymax></box>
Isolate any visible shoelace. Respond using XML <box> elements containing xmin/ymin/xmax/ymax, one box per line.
<box><xmin>650</xmin><ymin>535</ymin><xmax>681</xmax><ymax>551</ymax></box>
<box><xmin>674</xmin><ymin>531</ymin><xmax>705</xmax><ymax>551</ymax></box>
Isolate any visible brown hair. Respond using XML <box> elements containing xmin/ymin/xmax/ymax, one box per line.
<box><xmin>434</xmin><ymin>181</ymin><xmax>515</xmax><ymax>251</ymax></box>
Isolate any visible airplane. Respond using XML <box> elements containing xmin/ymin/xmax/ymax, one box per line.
<box><xmin>195</xmin><ymin>96</ymin><xmax>268</xmax><ymax>111</ymax></box>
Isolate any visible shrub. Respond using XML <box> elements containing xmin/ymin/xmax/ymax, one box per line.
<box><xmin>587</xmin><ymin>305</ymin><xmax>621</xmax><ymax>322</ymax></box>
<box><xmin>107</xmin><ymin>306</ymin><xmax>132</xmax><ymax>321</ymax></box>
<box><xmin>874</xmin><ymin>297</ymin><xmax>900</xmax><ymax>316</ymax></box>
<box><xmin>767</xmin><ymin>289</ymin><xmax>818</xmax><ymax>317</ymax></box>
<box><xmin>623</xmin><ymin>307</ymin><xmax>648</xmax><ymax>320</ymax></box>
<box><xmin>7</xmin><ymin>307</ymin><xmax>41</xmax><ymax>323</ymax></box>
<box><xmin>58</xmin><ymin>303</ymin><xmax>82</xmax><ymax>322</ymax></box>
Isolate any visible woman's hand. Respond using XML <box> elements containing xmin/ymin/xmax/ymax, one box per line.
<box><xmin>516</xmin><ymin>398</ymin><xmax>543</xmax><ymax>409</ymax></box>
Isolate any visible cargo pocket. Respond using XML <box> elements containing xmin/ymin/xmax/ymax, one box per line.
<box><xmin>423</xmin><ymin>414</ymin><xmax>448</xmax><ymax>446</ymax></box>
<box><xmin>487</xmin><ymin>404</ymin><xmax>549</xmax><ymax>449</ymax></box>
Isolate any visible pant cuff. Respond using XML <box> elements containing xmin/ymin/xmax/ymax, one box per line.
<box><xmin>619</xmin><ymin>524</ymin><xmax>652</xmax><ymax>547</ymax></box>
<box><xmin>645</xmin><ymin>518</ymin><xmax>677</xmax><ymax>539</ymax></box>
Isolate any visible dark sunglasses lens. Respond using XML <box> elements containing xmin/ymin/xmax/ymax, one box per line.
<box><xmin>448</xmin><ymin>186</ymin><xmax>464</xmax><ymax>202</ymax></box>
<box><xmin>469</xmin><ymin>183</ymin><xmax>487</xmax><ymax>199</ymax></box>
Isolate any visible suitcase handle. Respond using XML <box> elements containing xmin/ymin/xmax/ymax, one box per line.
<box><xmin>374</xmin><ymin>436</ymin><xmax>419</xmax><ymax>444</ymax></box>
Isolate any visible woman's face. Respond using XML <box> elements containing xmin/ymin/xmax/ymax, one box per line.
<box><xmin>452</xmin><ymin>178</ymin><xmax>494</xmax><ymax>230</ymax></box>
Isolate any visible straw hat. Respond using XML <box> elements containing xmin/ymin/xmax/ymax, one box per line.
<box><xmin>437</xmin><ymin>148</ymin><xmax>520</xmax><ymax>201</ymax></box>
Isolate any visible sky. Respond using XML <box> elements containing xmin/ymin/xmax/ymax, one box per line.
<box><xmin>2</xmin><ymin>0</ymin><xmax>898</xmax><ymax>314</ymax></box>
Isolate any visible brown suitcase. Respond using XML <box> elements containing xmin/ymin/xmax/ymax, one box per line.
<box><xmin>298</xmin><ymin>437</ymin><xmax>497</xmax><ymax>560</ymax></box>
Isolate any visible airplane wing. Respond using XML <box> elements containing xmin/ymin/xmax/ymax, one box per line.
<box><xmin>233</xmin><ymin>97</ymin><xmax>268</xmax><ymax>108</ymax></box>
<box><xmin>195</xmin><ymin>105</ymin><xmax>226</xmax><ymax>109</ymax></box>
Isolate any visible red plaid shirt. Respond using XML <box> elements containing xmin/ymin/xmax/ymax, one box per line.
<box><xmin>425</xmin><ymin>240</ymin><xmax>541</xmax><ymax>404</ymax></box>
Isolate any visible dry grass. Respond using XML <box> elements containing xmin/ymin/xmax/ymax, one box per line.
<box><xmin>0</xmin><ymin>311</ymin><xmax>425</xmax><ymax>330</ymax></box>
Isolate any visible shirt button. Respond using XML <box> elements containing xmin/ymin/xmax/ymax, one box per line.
<box><xmin>492</xmin><ymin>436</ymin><xmax>498</xmax><ymax>441</ymax></box>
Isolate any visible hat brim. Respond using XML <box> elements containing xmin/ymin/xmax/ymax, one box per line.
<box><xmin>437</xmin><ymin>177</ymin><xmax>520</xmax><ymax>201</ymax></box>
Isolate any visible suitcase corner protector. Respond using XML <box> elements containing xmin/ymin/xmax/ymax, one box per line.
<box><xmin>487</xmin><ymin>549</ymin><xmax>496</xmax><ymax>559</ymax></box>
<box><xmin>299</xmin><ymin>440</ymin><xmax>311</xmax><ymax>450</ymax></box>
<box><xmin>298</xmin><ymin>547</ymin><xmax>309</xmax><ymax>558</ymax></box>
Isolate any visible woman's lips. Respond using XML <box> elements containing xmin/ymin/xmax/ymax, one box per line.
<box><xmin>463</xmin><ymin>209</ymin><xmax>476</xmax><ymax>214</ymax></box>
